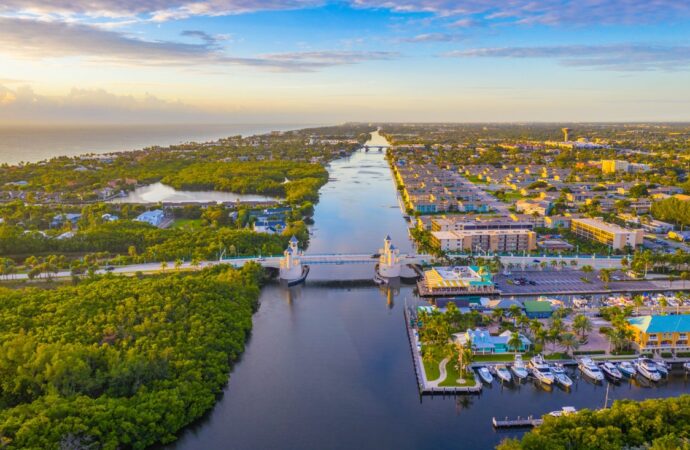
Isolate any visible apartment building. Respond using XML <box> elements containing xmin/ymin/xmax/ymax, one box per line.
<box><xmin>431</xmin><ymin>229</ymin><xmax>537</xmax><ymax>253</ymax></box>
<box><xmin>570</xmin><ymin>217</ymin><xmax>644</xmax><ymax>250</ymax></box>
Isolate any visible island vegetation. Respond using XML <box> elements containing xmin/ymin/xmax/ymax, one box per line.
<box><xmin>0</xmin><ymin>264</ymin><xmax>262</xmax><ymax>449</ymax></box>
<box><xmin>497</xmin><ymin>395</ymin><xmax>690</xmax><ymax>450</ymax></box>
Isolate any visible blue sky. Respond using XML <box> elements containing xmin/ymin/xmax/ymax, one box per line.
<box><xmin>0</xmin><ymin>1</ymin><xmax>689</xmax><ymax>123</ymax></box>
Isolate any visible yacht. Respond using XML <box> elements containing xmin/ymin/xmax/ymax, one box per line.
<box><xmin>683</xmin><ymin>362</ymin><xmax>690</xmax><ymax>373</ymax></box>
<box><xmin>529</xmin><ymin>355</ymin><xmax>555</xmax><ymax>385</ymax></box>
<box><xmin>578</xmin><ymin>357</ymin><xmax>604</xmax><ymax>382</ymax></box>
<box><xmin>548</xmin><ymin>406</ymin><xmax>577</xmax><ymax>417</ymax></box>
<box><xmin>599</xmin><ymin>362</ymin><xmax>623</xmax><ymax>382</ymax></box>
<box><xmin>654</xmin><ymin>360</ymin><xmax>669</xmax><ymax>377</ymax></box>
<box><xmin>635</xmin><ymin>358</ymin><xmax>662</xmax><ymax>382</ymax></box>
<box><xmin>495</xmin><ymin>364</ymin><xmax>512</xmax><ymax>383</ymax></box>
<box><xmin>551</xmin><ymin>363</ymin><xmax>573</xmax><ymax>388</ymax></box>
<box><xmin>511</xmin><ymin>354</ymin><xmax>529</xmax><ymax>380</ymax></box>
<box><xmin>477</xmin><ymin>366</ymin><xmax>494</xmax><ymax>384</ymax></box>
<box><xmin>617</xmin><ymin>361</ymin><xmax>636</xmax><ymax>377</ymax></box>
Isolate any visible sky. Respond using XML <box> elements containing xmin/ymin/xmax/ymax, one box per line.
<box><xmin>1</xmin><ymin>0</ymin><xmax>690</xmax><ymax>124</ymax></box>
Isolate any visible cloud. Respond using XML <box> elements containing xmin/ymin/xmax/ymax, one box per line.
<box><xmin>0</xmin><ymin>83</ymin><xmax>220</xmax><ymax>124</ymax></box>
<box><xmin>351</xmin><ymin>0</ymin><xmax>690</xmax><ymax>26</ymax></box>
<box><xmin>444</xmin><ymin>44</ymin><xmax>690</xmax><ymax>71</ymax></box>
<box><xmin>399</xmin><ymin>33</ymin><xmax>464</xmax><ymax>43</ymax></box>
<box><xmin>0</xmin><ymin>17</ymin><xmax>397</xmax><ymax>71</ymax></box>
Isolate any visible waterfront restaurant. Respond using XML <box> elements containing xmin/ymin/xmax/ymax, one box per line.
<box><xmin>627</xmin><ymin>315</ymin><xmax>690</xmax><ymax>354</ymax></box>
<box><xmin>417</xmin><ymin>265</ymin><xmax>497</xmax><ymax>297</ymax></box>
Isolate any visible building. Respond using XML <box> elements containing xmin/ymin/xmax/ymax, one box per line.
<box><xmin>640</xmin><ymin>219</ymin><xmax>674</xmax><ymax>234</ymax></box>
<box><xmin>135</xmin><ymin>210</ymin><xmax>165</xmax><ymax>227</ymax></box>
<box><xmin>570</xmin><ymin>217</ymin><xmax>644</xmax><ymax>250</ymax></box>
<box><xmin>627</xmin><ymin>315</ymin><xmax>690</xmax><ymax>354</ymax></box>
<box><xmin>50</xmin><ymin>213</ymin><xmax>81</xmax><ymax>228</ymax></box>
<box><xmin>431</xmin><ymin>217</ymin><xmax>533</xmax><ymax>232</ymax></box>
<box><xmin>601</xmin><ymin>160</ymin><xmax>651</xmax><ymax>174</ymax></box>
<box><xmin>417</xmin><ymin>266</ymin><xmax>496</xmax><ymax>296</ymax></box>
<box><xmin>523</xmin><ymin>300</ymin><xmax>554</xmax><ymax>319</ymax></box>
<box><xmin>431</xmin><ymin>229</ymin><xmax>537</xmax><ymax>253</ymax></box>
<box><xmin>453</xmin><ymin>329</ymin><xmax>531</xmax><ymax>354</ymax></box>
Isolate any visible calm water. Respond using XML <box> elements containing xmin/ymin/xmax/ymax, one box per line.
<box><xmin>170</xmin><ymin>133</ymin><xmax>690</xmax><ymax>450</ymax></box>
<box><xmin>111</xmin><ymin>182</ymin><xmax>278</xmax><ymax>204</ymax></box>
<box><xmin>0</xmin><ymin>123</ymin><xmax>316</xmax><ymax>164</ymax></box>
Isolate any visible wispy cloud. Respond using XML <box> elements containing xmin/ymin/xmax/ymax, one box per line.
<box><xmin>399</xmin><ymin>33</ymin><xmax>464</xmax><ymax>43</ymax></box>
<box><xmin>351</xmin><ymin>0</ymin><xmax>690</xmax><ymax>26</ymax></box>
<box><xmin>0</xmin><ymin>17</ymin><xmax>397</xmax><ymax>71</ymax></box>
<box><xmin>444</xmin><ymin>44</ymin><xmax>690</xmax><ymax>71</ymax></box>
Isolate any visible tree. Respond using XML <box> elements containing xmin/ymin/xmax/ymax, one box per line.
<box><xmin>508</xmin><ymin>332</ymin><xmax>523</xmax><ymax>353</ymax></box>
<box><xmin>174</xmin><ymin>258</ymin><xmax>183</xmax><ymax>270</ymax></box>
<box><xmin>581</xmin><ymin>264</ymin><xmax>593</xmax><ymax>280</ymax></box>
<box><xmin>599</xmin><ymin>268</ymin><xmax>612</xmax><ymax>288</ymax></box>
<box><xmin>572</xmin><ymin>314</ymin><xmax>592</xmax><ymax>341</ymax></box>
<box><xmin>559</xmin><ymin>332</ymin><xmax>579</xmax><ymax>356</ymax></box>
<box><xmin>160</xmin><ymin>261</ymin><xmax>168</xmax><ymax>271</ymax></box>
<box><xmin>492</xmin><ymin>308</ymin><xmax>505</xmax><ymax>325</ymax></box>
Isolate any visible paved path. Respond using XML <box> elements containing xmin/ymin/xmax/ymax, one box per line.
<box><xmin>427</xmin><ymin>358</ymin><xmax>449</xmax><ymax>387</ymax></box>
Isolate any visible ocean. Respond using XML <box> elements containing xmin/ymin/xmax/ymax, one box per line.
<box><xmin>0</xmin><ymin>123</ymin><xmax>319</xmax><ymax>165</ymax></box>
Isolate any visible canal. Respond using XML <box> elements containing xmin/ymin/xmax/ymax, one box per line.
<box><xmin>170</xmin><ymin>132</ymin><xmax>690</xmax><ymax>450</ymax></box>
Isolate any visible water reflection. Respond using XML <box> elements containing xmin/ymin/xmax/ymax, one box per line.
<box><xmin>111</xmin><ymin>182</ymin><xmax>278</xmax><ymax>204</ymax></box>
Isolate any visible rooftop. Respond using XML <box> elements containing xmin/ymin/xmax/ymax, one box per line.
<box><xmin>628</xmin><ymin>315</ymin><xmax>690</xmax><ymax>334</ymax></box>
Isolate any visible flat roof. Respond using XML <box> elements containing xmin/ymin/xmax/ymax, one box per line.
<box><xmin>572</xmin><ymin>217</ymin><xmax>639</xmax><ymax>234</ymax></box>
<box><xmin>432</xmin><ymin>229</ymin><xmax>533</xmax><ymax>240</ymax></box>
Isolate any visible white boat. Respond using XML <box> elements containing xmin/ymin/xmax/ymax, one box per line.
<box><xmin>551</xmin><ymin>363</ymin><xmax>573</xmax><ymax>388</ymax></box>
<box><xmin>654</xmin><ymin>360</ymin><xmax>669</xmax><ymax>377</ymax></box>
<box><xmin>477</xmin><ymin>367</ymin><xmax>494</xmax><ymax>384</ymax></box>
<box><xmin>511</xmin><ymin>354</ymin><xmax>529</xmax><ymax>380</ymax></box>
<box><xmin>548</xmin><ymin>406</ymin><xmax>577</xmax><ymax>417</ymax></box>
<box><xmin>578</xmin><ymin>357</ymin><xmax>604</xmax><ymax>382</ymax></box>
<box><xmin>683</xmin><ymin>362</ymin><xmax>690</xmax><ymax>373</ymax></box>
<box><xmin>529</xmin><ymin>355</ymin><xmax>555</xmax><ymax>385</ymax></box>
<box><xmin>495</xmin><ymin>364</ymin><xmax>512</xmax><ymax>383</ymax></box>
<box><xmin>599</xmin><ymin>362</ymin><xmax>623</xmax><ymax>381</ymax></box>
<box><xmin>635</xmin><ymin>358</ymin><xmax>662</xmax><ymax>382</ymax></box>
<box><xmin>617</xmin><ymin>361</ymin><xmax>636</xmax><ymax>377</ymax></box>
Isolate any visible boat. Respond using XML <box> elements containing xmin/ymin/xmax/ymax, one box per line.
<box><xmin>654</xmin><ymin>360</ymin><xmax>669</xmax><ymax>377</ymax></box>
<box><xmin>529</xmin><ymin>355</ymin><xmax>555</xmax><ymax>385</ymax></box>
<box><xmin>551</xmin><ymin>363</ymin><xmax>573</xmax><ymax>388</ymax></box>
<box><xmin>477</xmin><ymin>367</ymin><xmax>494</xmax><ymax>384</ymax></box>
<box><xmin>495</xmin><ymin>364</ymin><xmax>512</xmax><ymax>383</ymax></box>
<box><xmin>373</xmin><ymin>272</ymin><xmax>389</xmax><ymax>285</ymax></box>
<box><xmin>683</xmin><ymin>362</ymin><xmax>690</xmax><ymax>373</ymax></box>
<box><xmin>511</xmin><ymin>354</ymin><xmax>529</xmax><ymax>380</ymax></box>
<box><xmin>617</xmin><ymin>361</ymin><xmax>636</xmax><ymax>377</ymax></box>
<box><xmin>286</xmin><ymin>265</ymin><xmax>310</xmax><ymax>287</ymax></box>
<box><xmin>548</xmin><ymin>406</ymin><xmax>577</xmax><ymax>417</ymax></box>
<box><xmin>578</xmin><ymin>357</ymin><xmax>604</xmax><ymax>382</ymax></box>
<box><xmin>635</xmin><ymin>358</ymin><xmax>662</xmax><ymax>382</ymax></box>
<box><xmin>599</xmin><ymin>362</ymin><xmax>623</xmax><ymax>382</ymax></box>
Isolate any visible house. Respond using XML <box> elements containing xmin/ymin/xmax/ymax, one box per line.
<box><xmin>523</xmin><ymin>300</ymin><xmax>554</xmax><ymax>318</ymax></box>
<box><xmin>50</xmin><ymin>213</ymin><xmax>81</xmax><ymax>228</ymax></box>
<box><xmin>453</xmin><ymin>328</ymin><xmax>531</xmax><ymax>354</ymax></box>
<box><xmin>627</xmin><ymin>315</ymin><xmax>690</xmax><ymax>353</ymax></box>
<box><xmin>101</xmin><ymin>213</ymin><xmax>119</xmax><ymax>222</ymax></box>
<box><xmin>135</xmin><ymin>210</ymin><xmax>165</xmax><ymax>227</ymax></box>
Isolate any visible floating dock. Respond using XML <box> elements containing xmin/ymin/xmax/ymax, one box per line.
<box><xmin>492</xmin><ymin>416</ymin><xmax>544</xmax><ymax>428</ymax></box>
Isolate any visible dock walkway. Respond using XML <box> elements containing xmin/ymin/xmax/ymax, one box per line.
<box><xmin>492</xmin><ymin>416</ymin><xmax>544</xmax><ymax>428</ymax></box>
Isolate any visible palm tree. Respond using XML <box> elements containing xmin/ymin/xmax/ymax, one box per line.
<box><xmin>492</xmin><ymin>308</ymin><xmax>505</xmax><ymax>325</ymax></box>
<box><xmin>581</xmin><ymin>264</ymin><xmax>593</xmax><ymax>281</ymax></box>
<box><xmin>174</xmin><ymin>258</ymin><xmax>183</xmax><ymax>270</ymax></box>
<box><xmin>599</xmin><ymin>268</ymin><xmax>611</xmax><ymax>289</ymax></box>
<box><xmin>659</xmin><ymin>297</ymin><xmax>669</xmax><ymax>316</ymax></box>
<box><xmin>508</xmin><ymin>332</ymin><xmax>523</xmax><ymax>353</ymax></box>
<box><xmin>559</xmin><ymin>332</ymin><xmax>579</xmax><ymax>356</ymax></box>
<box><xmin>160</xmin><ymin>261</ymin><xmax>168</xmax><ymax>272</ymax></box>
<box><xmin>455</xmin><ymin>338</ymin><xmax>474</xmax><ymax>382</ymax></box>
<box><xmin>572</xmin><ymin>314</ymin><xmax>592</xmax><ymax>341</ymax></box>
<box><xmin>633</xmin><ymin>295</ymin><xmax>645</xmax><ymax>315</ymax></box>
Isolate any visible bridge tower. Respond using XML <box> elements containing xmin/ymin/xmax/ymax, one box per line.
<box><xmin>279</xmin><ymin>236</ymin><xmax>304</xmax><ymax>282</ymax></box>
<box><xmin>378</xmin><ymin>235</ymin><xmax>402</xmax><ymax>278</ymax></box>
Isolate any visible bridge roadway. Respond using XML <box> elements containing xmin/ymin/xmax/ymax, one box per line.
<box><xmin>7</xmin><ymin>253</ymin><xmax>625</xmax><ymax>280</ymax></box>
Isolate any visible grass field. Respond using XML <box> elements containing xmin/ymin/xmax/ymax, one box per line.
<box><xmin>171</xmin><ymin>219</ymin><xmax>204</xmax><ymax>230</ymax></box>
<box><xmin>423</xmin><ymin>358</ymin><xmax>441</xmax><ymax>381</ymax></box>
<box><xmin>439</xmin><ymin>362</ymin><xmax>476</xmax><ymax>387</ymax></box>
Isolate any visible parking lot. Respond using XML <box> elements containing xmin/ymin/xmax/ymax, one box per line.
<box><xmin>495</xmin><ymin>269</ymin><xmax>666</xmax><ymax>297</ymax></box>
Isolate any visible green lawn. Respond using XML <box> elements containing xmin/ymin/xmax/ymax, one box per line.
<box><xmin>423</xmin><ymin>358</ymin><xmax>441</xmax><ymax>381</ymax></box>
<box><xmin>171</xmin><ymin>219</ymin><xmax>203</xmax><ymax>230</ymax></box>
<box><xmin>439</xmin><ymin>362</ymin><xmax>476</xmax><ymax>387</ymax></box>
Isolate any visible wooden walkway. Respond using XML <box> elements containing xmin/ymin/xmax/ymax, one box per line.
<box><xmin>492</xmin><ymin>416</ymin><xmax>544</xmax><ymax>428</ymax></box>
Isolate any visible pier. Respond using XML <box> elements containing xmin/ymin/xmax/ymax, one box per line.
<box><xmin>492</xmin><ymin>416</ymin><xmax>544</xmax><ymax>428</ymax></box>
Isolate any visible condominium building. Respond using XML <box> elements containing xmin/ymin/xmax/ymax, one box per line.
<box><xmin>601</xmin><ymin>160</ymin><xmax>651</xmax><ymax>174</ymax></box>
<box><xmin>628</xmin><ymin>315</ymin><xmax>690</xmax><ymax>353</ymax></box>
<box><xmin>570</xmin><ymin>217</ymin><xmax>644</xmax><ymax>250</ymax></box>
<box><xmin>431</xmin><ymin>229</ymin><xmax>537</xmax><ymax>253</ymax></box>
<box><xmin>431</xmin><ymin>217</ymin><xmax>533</xmax><ymax>232</ymax></box>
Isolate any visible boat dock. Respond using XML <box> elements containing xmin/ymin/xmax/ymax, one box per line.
<box><xmin>492</xmin><ymin>416</ymin><xmax>544</xmax><ymax>428</ymax></box>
